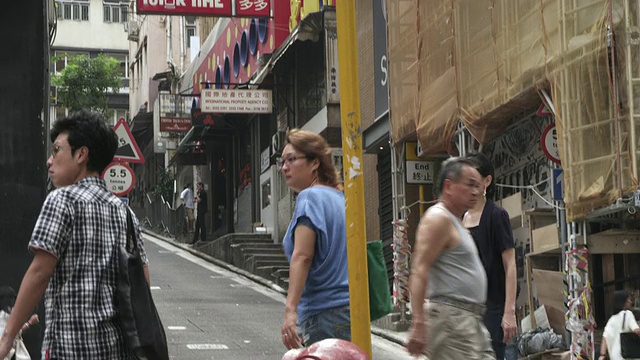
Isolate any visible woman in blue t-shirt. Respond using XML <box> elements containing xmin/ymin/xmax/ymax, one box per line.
<box><xmin>278</xmin><ymin>129</ymin><xmax>350</xmax><ymax>350</ymax></box>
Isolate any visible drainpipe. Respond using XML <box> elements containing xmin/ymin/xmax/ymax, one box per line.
<box><xmin>179</xmin><ymin>16</ymin><xmax>185</xmax><ymax>74</ymax></box>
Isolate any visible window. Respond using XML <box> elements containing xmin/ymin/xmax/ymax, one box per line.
<box><xmin>81</xmin><ymin>5</ymin><xmax>89</xmax><ymax>20</ymax></box>
<box><xmin>186</xmin><ymin>27</ymin><xmax>196</xmax><ymax>47</ymax></box>
<box><xmin>185</xmin><ymin>16</ymin><xmax>196</xmax><ymax>48</ymax></box>
<box><xmin>104</xmin><ymin>4</ymin><xmax>127</xmax><ymax>23</ymax></box>
<box><xmin>57</xmin><ymin>1</ymin><xmax>89</xmax><ymax>21</ymax></box>
<box><xmin>105</xmin><ymin>53</ymin><xmax>129</xmax><ymax>79</ymax></box>
<box><xmin>54</xmin><ymin>51</ymin><xmax>89</xmax><ymax>74</ymax></box>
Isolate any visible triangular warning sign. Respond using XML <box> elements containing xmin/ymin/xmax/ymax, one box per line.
<box><xmin>113</xmin><ymin>118</ymin><xmax>145</xmax><ymax>164</ymax></box>
<box><xmin>536</xmin><ymin>103</ymin><xmax>553</xmax><ymax>117</ymax></box>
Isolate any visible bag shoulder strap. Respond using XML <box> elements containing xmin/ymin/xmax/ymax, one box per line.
<box><xmin>125</xmin><ymin>207</ymin><xmax>138</xmax><ymax>252</ymax></box>
<box><xmin>623</xmin><ymin>311</ymin><xmax>627</xmax><ymax>330</ymax></box>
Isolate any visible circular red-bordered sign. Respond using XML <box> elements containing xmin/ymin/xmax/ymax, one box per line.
<box><xmin>101</xmin><ymin>162</ymin><xmax>136</xmax><ymax>197</ymax></box>
<box><xmin>541</xmin><ymin>123</ymin><xmax>561</xmax><ymax>164</ymax></box>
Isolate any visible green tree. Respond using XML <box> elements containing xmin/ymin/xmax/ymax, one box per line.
<box><xmin>154</xmin><ymin>165</ymin><xmax>175</xmax><ymax>207</ymax></box>
<box><xmin>52</xmin><ymin>54</ymin><xmax>122</xmax><ymax>114</ymax></box>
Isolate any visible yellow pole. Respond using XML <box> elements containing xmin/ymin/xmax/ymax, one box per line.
<box><xmin>336</xmin><ymin>1</ymin><xmax>372</xmax><ymax>357</ymax></box>
<box><xmin>419</xmin><ymin>185</ymin><xmax>425</xmax><ymax>215</ymax></box>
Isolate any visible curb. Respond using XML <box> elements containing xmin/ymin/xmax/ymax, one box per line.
<box><xmin>143</xmin><ymin>229</ymin><xmax>408</xmax><ymax>348</ymax></box>
<box><xmin>142</xmin><ymin>229</ymin><xmax>287</xmax><ymax>296</ymax></box>
<box><xmin>370</xmin><ymin>325</ymin><xmax>406</xmax><ymax>347</ymax></box>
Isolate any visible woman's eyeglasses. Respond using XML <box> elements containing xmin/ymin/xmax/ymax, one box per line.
<box><xmin>276</xmin><ymin>155</ymin><xmax>312</xmax><ymax>170</ymax></box>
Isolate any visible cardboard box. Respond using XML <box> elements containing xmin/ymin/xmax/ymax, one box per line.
<box><xmin>531</xmin><ymin>223</ymin><xmax>559</xmax><ymax>254</ymax></box>
<box><xmin>502</xmin><ymin>192</ymin><xmax>523</xmax><ymax>228</ymax></box>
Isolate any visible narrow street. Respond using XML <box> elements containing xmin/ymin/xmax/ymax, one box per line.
<box><xmin>143</xmin><ymin>234</ymin><xmax>419</xmax><ymax>360</ymax></box>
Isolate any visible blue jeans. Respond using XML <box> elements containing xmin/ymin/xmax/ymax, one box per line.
<box><xmin>298</xmin><ymin>305</ymin><xmax>351</xmax><ymax>347</ymax></box>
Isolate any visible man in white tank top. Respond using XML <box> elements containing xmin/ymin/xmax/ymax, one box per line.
<box><xmin>406</xmin><ymin>157</ymin><xmax>495</xmax><ymax>359</ymax></box>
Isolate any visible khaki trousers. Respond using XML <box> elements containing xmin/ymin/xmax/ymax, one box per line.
<box><xmin>426</xmin><ymin>301</ymin><xmax>496</xmax><ymax>360</ymax></box>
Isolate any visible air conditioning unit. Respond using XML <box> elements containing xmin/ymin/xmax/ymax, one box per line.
<box><xmin>127</xmin><ymin>21</ymin><xmax>140</xmax><ymax>41</ymax></box>
<box><xmin>50</xmin><ymin>85</ymin><xmax>57</xmax><ymax>105</ymax></box>
<box><xmin>271</xmin><ymin>131</ymin><xmax>286</xmax><ymax>155</ymax></box>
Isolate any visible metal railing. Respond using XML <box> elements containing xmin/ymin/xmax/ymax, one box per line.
<box><xmin>142</xmin><ymin>194</ymin><xmax>187</xmax><ymax>239</ymax></box>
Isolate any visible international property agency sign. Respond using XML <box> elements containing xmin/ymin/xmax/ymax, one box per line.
<box><xmin>137</xmin><ymin>0</ymin><xmax>270</xmax><ymax>17</ymax></box>
<box><xmin>201</xmin><ymin>89</ymin><xmax>272</xmax><ymax>114</ymax></box>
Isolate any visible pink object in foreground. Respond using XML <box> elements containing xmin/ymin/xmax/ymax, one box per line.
<box><xmin>282</xmin><ymin>339</ymin><xmax>369</xmax><ymax>360</ymax></box>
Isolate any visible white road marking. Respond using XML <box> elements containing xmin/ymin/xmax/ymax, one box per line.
<box><xmin>167</xmin><ymin>326</ymin><xmax>187</xmax><ymax>330</ymax></box>
<box><xmin>143</xmin><ymin>234</ymin><xmax>286</xmax><ymax>304</ymax></box>
<box><xmin>150</xmin><ymin>286</ymin><xmax>161</xmax><ymax>290</ymax></box>
<box><xmin>186</xmin><ymin>344</ymin><xmax>229</xmax><ymax>350</ymax></box>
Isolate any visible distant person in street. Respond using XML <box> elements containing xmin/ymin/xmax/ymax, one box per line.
<box><xmin>192</xmin><ymin>182</ymin><xmax>208</xmax><ymax>244</ymax></box>
<box><xmin>279</xmin><ymin>129</ymin><xmax>350</xmax><ymax>350</ymax></box>
<box><xmin>181</xmin><ymin>183</ymin><xmax>195</xmax><ymax>232</ymax></box>
<box><xmin>463</xmin><ymin>152</ymin><xmax>518</xmax><ymax>360</ymax></box>
<box><xmin>600</xmin><ymin>290</ymin><xmax>640</xmax><ymax>360</ymax></box>
<box><xmin>0</xmin><ymin>110</ymin><xmax>149</xmax><ymax>359</ymax></box>
<box><xmin>406</xmin><ymin>157</ymin><xmax>495</xmax><ymax>359</ymax></box>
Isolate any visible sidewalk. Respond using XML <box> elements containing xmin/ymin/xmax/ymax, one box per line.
<box><xmin>142</xmin><ymin>229</ymin><xmax>410</xmax><ymax>348</ymax></box>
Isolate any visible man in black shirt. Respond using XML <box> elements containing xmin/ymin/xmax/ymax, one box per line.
<box><xmin>192</xmin><ymin>182</ymin><xmax>208</xmax><ymax>244</ymax></box>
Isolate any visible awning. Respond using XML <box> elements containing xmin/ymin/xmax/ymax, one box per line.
<box><xmin>250</xmin><ymin>11</ymin><xmax>324</xmax><ymax>86</ymax></box>
<box><xmin>168</xmin><ymin>121</ymin><xmax>235</xmax><ymax>167</ymax></box>
<box><xmin>130</xmin><ymin>111</ymin><xmax>153</xmax><ymax>153</ymax></box>
<box><xmin>179</xmin><ymin>18</ymin><xmax>231</xmax><ymax>94</ymax></box>
<box><xmin>363</xmin><ymin>111</ymin><xmax>390</xmax><ymax>154</ymax></box>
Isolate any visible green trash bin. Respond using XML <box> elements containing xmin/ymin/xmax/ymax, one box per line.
<box><xmin>367</xmin><ymin>240</ymin><xmax>393</xmax><ymax>321</ymax></box>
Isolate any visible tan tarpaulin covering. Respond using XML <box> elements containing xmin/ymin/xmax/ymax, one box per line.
<box><xmin>387</xmin><ymin>0</ymin><xmax>640</xmax><ymax>221</ymax></box>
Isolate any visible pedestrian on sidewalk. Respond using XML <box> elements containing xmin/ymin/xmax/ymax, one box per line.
<box><xmin>181</xmin><ymin>183</ymin><xmax>195</xmax><ymax>232</ymax></box>
<box><xmin>406</xmin><ymin>157</ymin><xmax>495</xmax><ymax>359</ymax></box>
<box><xmin>600</xmin><ymin>290</ymin><xmax>640</xmax><ymax>360</ymax></box>
<box><xmin>278</xmin><ymin>129</ymin><xmax>350</xmax><ymax>350</ymax></box>
<box><xmin>0</xmin><ymin>110</ymin><xmax>150</xmax><ymax>360</ymax></box>
<box><xmin>192</xmin><ymin>182</ymin><xmax>208</xmax><ymax>244</ymax></box>
<box><xmin>463</xmin><ymin>152</ymin><xmax>518</xmax><ymax>360</ymax></box>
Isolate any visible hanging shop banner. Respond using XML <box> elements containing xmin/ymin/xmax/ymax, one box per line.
<box><xmin>136</xmin><ymin>0</ymin><xmax>270</xmax><ymax>17</ymax></box>
<box><xmin>201</xmin><ymin>89</ymin><xmax>272</xmax><ymax>113</ymax></box>
<box><xmin>160</xmin><ymin>117</ymin><xmax>192</xmax><ymax>132</ymax></box>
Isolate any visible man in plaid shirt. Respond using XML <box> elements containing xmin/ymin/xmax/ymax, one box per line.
<box><xmin>0</xmin><ymin>110</ymin><xmax>149</xmax><ymax>359</ymax></box>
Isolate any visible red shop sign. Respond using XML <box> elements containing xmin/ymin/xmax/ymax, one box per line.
<box><xmin>136</xmin><ymin>0</ymin><xmax>270</xmax><ymax>17</ymax></box>
<box><xmin>235</xmin><ymin>0</ymin><xmax>270</xmax><ymax>17</ymax></box>
<box><xmin>160</xmin><ymin>117</ymin><xmax>192</xmax><ymax>132</ymax></box>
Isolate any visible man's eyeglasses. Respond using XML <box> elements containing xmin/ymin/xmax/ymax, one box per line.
<box><xmin>50</xmin><ymin>145</ymin><xmax>64</xmax><ymax>158</ymax></box>
<box><xmin>276</xmin><ymin>155</ymin><xmax>313</xmax><ymax>170</ymax></box>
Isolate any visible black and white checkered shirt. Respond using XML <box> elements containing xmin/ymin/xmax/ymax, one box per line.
<box><xmin>29</xmin><ymin>176</ymin><xmax>147</xmax><ymax>359</ymax></box>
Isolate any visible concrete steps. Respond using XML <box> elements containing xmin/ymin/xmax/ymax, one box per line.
<box><xmin>230</xmin><ymin>243</ymin><xmax>285</xmax><ymax>268</ymax></box>
<box><xmin>191</xmin><ymin>232</ymin><xmax>291</xmax><ymax>288</ymax></box>
<box><xmin>245</xmin><ymin>254</ymin><xmax>289</xmax><ymax>273</ymax></box>
<box><xmin>196</xmin><ymin>233</ymin><xmax>273</xmax><ymax>264</ymax></box>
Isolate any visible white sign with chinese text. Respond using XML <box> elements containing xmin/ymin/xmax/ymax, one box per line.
<box><xmin>406</xmin><ymin>160</ymin><xmax>435</xmax><ymax>184</ymax></box>
<box><xmin>201</xmin><ymin>89</ymin><xmax>272</xmax><ymax>114</ymax></box>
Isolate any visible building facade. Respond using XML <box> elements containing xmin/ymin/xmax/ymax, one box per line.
<box><xmin>51</xmin><ymin>0</ymin><xmax>130</xmax><ymax>125</ymax></box>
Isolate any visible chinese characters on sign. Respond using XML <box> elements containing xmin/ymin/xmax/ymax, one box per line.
<box><xmin>406</xmin><ymin>161</ymin><xmax>434</xmax><ymax>184</ymax></box>
<box><xmin>201</xmin><ymin>89</ymin><xmax>272</xmax><ymax>114</ymax></box>
<box><xmin>236</xmin><ymin>0</ymin><xmax>269</xmax><ymax>17</ymax></box>
<box><xmin>137</xmin><ymin>0</ymin><xmax>270</xmax><ymax>17</ymax></box>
